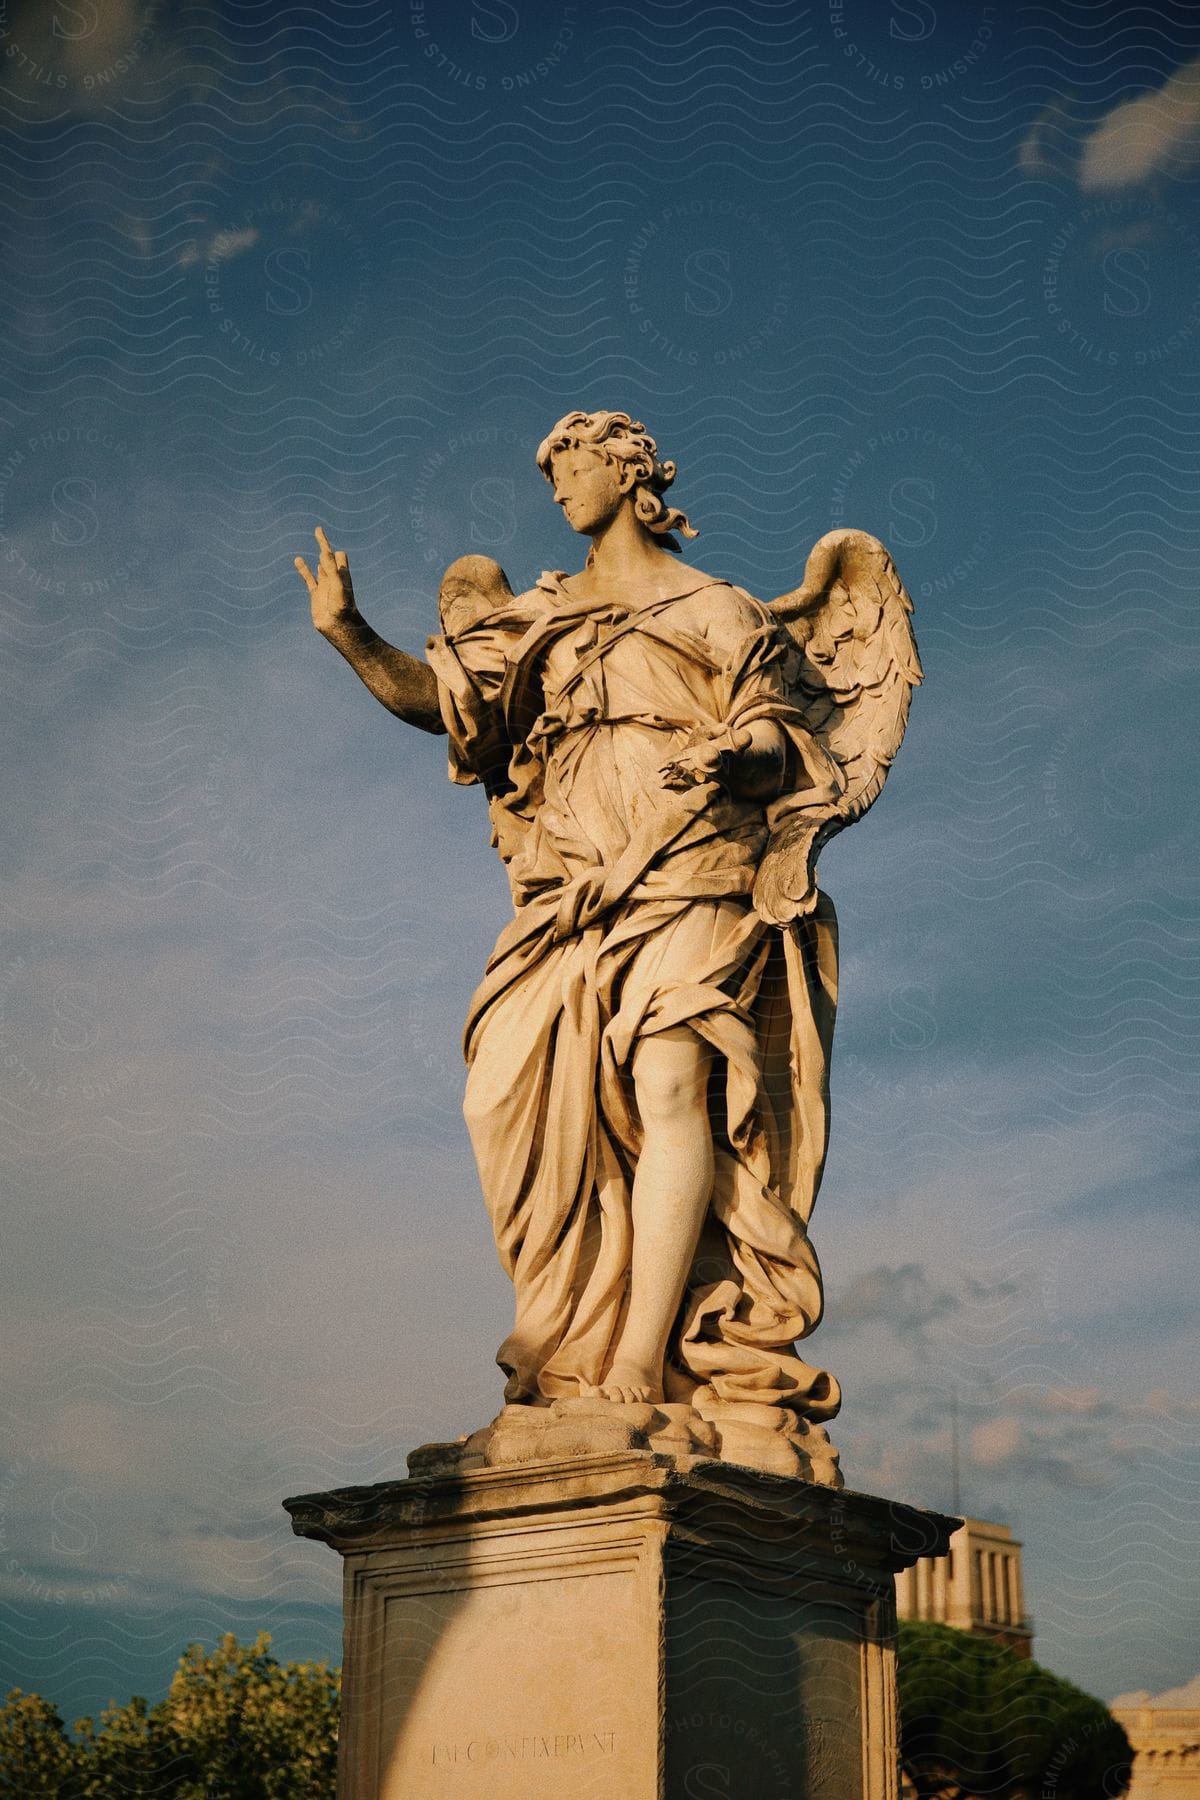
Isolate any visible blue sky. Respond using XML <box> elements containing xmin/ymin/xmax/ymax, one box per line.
<box><xmin>2</xmin><ymin>0</ymin><xmax>1199</xmax><ymax>1724</ymax></box>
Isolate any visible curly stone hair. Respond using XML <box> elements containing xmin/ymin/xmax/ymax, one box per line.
<box><xmin>535</xmin><ymin>409</ymin><xmax>698</xmax><ymax>553</ymax></box>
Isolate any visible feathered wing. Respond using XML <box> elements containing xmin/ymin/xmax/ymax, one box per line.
<box><xmin>753</xmin><ymin>529</ymin><xmax>923</xmax><ymax>926</ymax></box>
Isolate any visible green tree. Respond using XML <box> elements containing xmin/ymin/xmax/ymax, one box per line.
<box><xmin>898</xmin><ymin>1621</ymin><xmax>1132</xmax><ymax>1800</ymax></box>
<box><xmin>0</xmin><ymin>1635</ymin><xmax>338</xmax><ymax>1800</ymax></box>
<box><xmin>160</xmin><ymin>1633</ymin><xmax>338</xmax><ymax>1799</ymax></box>
<box><xmin>0</xmin><ymin>1689</ymin><xmax>78</xmax><ymax>1798</ymax></box>
<box><xmin>72</xmin><ymin>1695</ymin><xmax>185</xmax><ymax>1800</ymax></box>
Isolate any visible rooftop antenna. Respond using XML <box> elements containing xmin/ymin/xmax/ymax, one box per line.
<box><xmin>951</xmin><ymin>1387</ymin><xmax>962</xmax><ymax>1517</ymax></box>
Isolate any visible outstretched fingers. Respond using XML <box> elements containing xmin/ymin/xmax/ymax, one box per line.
<box><xmin>315</xmin><ymin>524</ymin><xmax>342</xmax><ymax>573</ymax></box>
<box><xmin>294</xmin><ymin>556</ymin><xmax>316</xmax><ymax>595</ymax></box>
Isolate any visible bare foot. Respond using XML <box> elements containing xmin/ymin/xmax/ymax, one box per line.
<box><xmin>594</xmin><ymin>1361</ymin><xmax>662</xmax><ymax>1405</ymax></box>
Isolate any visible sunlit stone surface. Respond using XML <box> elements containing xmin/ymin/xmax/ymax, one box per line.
<box><xmin>286</xmin><ymin>1455</ymin><xmax>955</xmax><ymax>1800</ymax></box>
<box><xmin>289</xmin><ymin>410</ymin><xmax>934</xmax><ymax>1797</ymax></box>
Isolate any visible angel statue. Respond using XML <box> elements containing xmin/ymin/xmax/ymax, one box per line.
<box><xmin>294</xmin><ymin>410</ymin><xmax>921</xmax><ymax>1486</ymax></box>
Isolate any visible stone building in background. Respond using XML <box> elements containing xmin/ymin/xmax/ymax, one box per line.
<box><xmin>894</xmin><ymin>1516</ymin><xmax>1033</xmax><ymax>1657</ymax></box>
<box><xmin>1111</xmin><ymin>1675</ymin><xmax>1200</xmax><ymax>1798</ymax></box>
<box><xmin>896</xmin><ymin>1514</ymin><xmax>1200</xmax><ymax>1795</ymax></box>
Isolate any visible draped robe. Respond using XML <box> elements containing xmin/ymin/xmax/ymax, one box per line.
<box><xmin>426</xmin><ymin>567</ymin><xmax>842</xmax><ymax>1429</ymax></box>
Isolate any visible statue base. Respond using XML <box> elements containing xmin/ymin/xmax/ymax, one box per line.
<box><xmin>406</xmin><ymin>1394</ymin><xmax>842</xmax><ymax>1486</ymax></box>
<box><xmin>285</xmin><ymin>1450</ymin><xmax>956</xmax><ymax>1800</ymax></box>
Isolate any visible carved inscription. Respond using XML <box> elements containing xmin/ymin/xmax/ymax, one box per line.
<box><xmin>431</xmin><ymin>1730</ymin><xmax>616</xmax><ymax>1767</ymax></box>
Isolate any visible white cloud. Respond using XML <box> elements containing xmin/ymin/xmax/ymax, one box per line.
<box><xmin>1018</xmin><ymin>98</ymin><xmax>1085</xmax><ymax>180</ymax></box>
<box><xmin>1017</xmin><ymin>57</ymin><xmax>1200</xmax><ymax>192</ymax></box>
<box><xmin>1079</xmin><ymin>57</ymin><xmax>1200</xmax><ymax>190</ymax></box>
<box><xmin>178</xmin><ymin>227</ymin><xmax>260</xmax><ymax>270</ymax></box>
<box><xmin>973</xmin><ymin>1415</ymin><xmax>1023</xmax><ymax>1467</ymax></box>
<box><xmin>1113</xmin><ymin>1670</ymin><xmax>1200</xmax><ymax>1710</ymax></box>
<box><xmin>0</xmin><ymin>0</ymin><xmax>158</xmax><ymax>115</ymax></box>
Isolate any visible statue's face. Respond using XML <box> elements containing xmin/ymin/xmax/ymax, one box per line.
<box><xmin>549</xmin><ymin>445</ymin><xmax>630</xmax><ymax>536</ymax></box>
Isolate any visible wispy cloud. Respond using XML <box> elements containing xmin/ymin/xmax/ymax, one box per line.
<box><xmin>0</xmin><ymin>0</ymin><xmax>159</xmax><ymax>115</ymax></box>
<box><xmin>1021</xmin><ymin>57</ymin><xmax>1200</xmax><ymax>191</ymax></box>
<box><xmin>1113</xmin><ymin>1670</ymin><xmax>1200</xmax><ymax>1709</ymax></box>
<box><xmin>1018</xmin><ymin>97</ymin><xmax>1087</xmax><ymax>180</ymax></box>
<box><xmin>834</xmin><ymin>1261</ymin><xmax>1012</xmax><ymax>1346</ymax></box>
<box><xmin>1080</xmin><ymin>56</ymin><xmax>1200</xmax><ymax>191</ymax></box>
<box><xmin>178</xmin><ymin>228</ymin><xmax>260</xmax><ymax>270</ymax></box>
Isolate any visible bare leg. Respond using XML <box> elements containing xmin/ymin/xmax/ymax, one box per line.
<box><xmin>596</xmin><ymin>1026</ymin><xmax>714</xmax><ymax>1403</ymax></box>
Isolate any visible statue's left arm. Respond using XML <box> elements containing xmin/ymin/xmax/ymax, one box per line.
<box><xmin>659</xmin><ymin>591</ymin><xmax>842</xmax><ymax>806</ymax></box>
<box><xmin>661</xmin><ymin>716</ymin><xmax>789</xmax><ymax>800</ymax></box>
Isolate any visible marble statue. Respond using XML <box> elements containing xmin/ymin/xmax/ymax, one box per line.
<box><xmin>294</xmin><ymin>410</ymin><xmax>921</xmax><ymax>1483</ymax></box>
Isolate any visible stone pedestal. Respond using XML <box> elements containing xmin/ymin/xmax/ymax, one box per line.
<box><xmin>285</xmin><ymin>1450</ymin><xmax>956</xmax><ymax>1800</ymax></box>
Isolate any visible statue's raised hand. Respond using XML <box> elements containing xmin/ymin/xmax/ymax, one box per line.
<box><xmin>292</xmin><ymin>525</ymin><xmax>443</xmax><ymax>734</ymax></box>
<box><xmin>295</xmin><ymin>526</ymin><xmax>357</xmax><ymax>638</ymax></box>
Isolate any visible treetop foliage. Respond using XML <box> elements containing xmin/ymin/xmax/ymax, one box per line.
<box><xmin>1</xmin><ymin>1621</ymin><xmax>1133</xmax><ymax>1800</ymax></box>
<box><xmin>0</xmin><ymin>1633</ymin><xmax>338</xmax><ymax>1799</ymax></box>
<box><xmin>898</xmin><ymin>1621</ymin><xmax>1132</xmax><ymax>1800</ymax></box>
